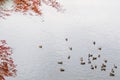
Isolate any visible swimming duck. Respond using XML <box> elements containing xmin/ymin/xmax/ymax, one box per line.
<box><xmin>81</xmin><ymin>61</ymin><xmax>85</xmax><ymax>65</ymax></box>
<box><xmin>39</xmin><ymin>45</ymin><xmax>42</xmax><ymax>48</ymax></box>
<box><xmin>58</xmin><ymin>61</ymin><xmax>63</xmax><ymax>64</ymax></box>
<box><xmin>109</xmin><ymin>72</ymin><xmax>115</xmax><ymax>76</ymax></box>
<box><xmin>101</xmin><ymin>63</ymin><xmax>106</xmax><ymax>68</ymax></box>
<box><xmin>88</xmin><ymin>54</ymin><xmax>93</xmax><ymax>57</ymax></box>
<box><xmin>98</xmin><ymin>48</ymin><xmax>102</xmax><ymax>50</ymax></box>
<box><xmin>114</xmin><ymin>64</ymin><xmax>117</xmax><ymax>69</ymax></box>
<box><xmin>104</xmin><ymin>60</ymin><xmax>107</xmax><ymax>63</ymax></box>
<box><xmin>91</xmin><ymin>65</ymin><xmax>94</xmax><ymax>70</ymax></box>
<box><xmin>60</xmin><ymin>68</ymin><xmax>65</xmax><ymax>72</ymax></box>
<box><xmin>92</xmin><ymin>57</ymin><xmax>97</xmax><ymax>60</ymax></box>
<box><xmin>65</xmin><ymin>38</ymin><xmax>68</xmax><ymax>41</ymax></box>
<box><xmin>111</xmin><ymin>69</ymin><xmax>114</xmax><ymax>73</ymax></box>
<box><xmin>98</xmin><ymin>54</ymin><xmax>100</xmax><ymax>58</ymax></box>
<box><xmin>101</xmin><ymin>68</ymin><xmax>106</xmax><ymax>71</ymax></box>
<box><xmin>93</xmin><ymin>41</ymin><xmax>96</xmax><ymax>45</ymax></box>
<box><xmin>88</xmin><ymin>60</ymin><xmax>91</xmax><ymax>64</ymax></box>
<box><xmin>101</xmin><ymin>64</ymin><xmax>106</xmax><ymax>71</ymax></box>
<box><xmin>95</xmin><ymin>65</ymin><xmax>97</xmax><ymax>69</ymax></box>
<box><xmin>69</xmin><ymin>47</ymin><xmax>72</xmax><ymax>51</ymax></box>
<box><xmin>88</xmin><ymin>54</ymin><xmax>91</xmax><ymax>57</ymax></box>
<box><xmin>68</xmin><ymin>55</ymin><xmax>70</xmax><ymax>59</ymax></box>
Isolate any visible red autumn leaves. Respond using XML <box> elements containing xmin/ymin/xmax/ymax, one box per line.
<box><xmin>0</xmin><ymin>0</ymin><xmax>6</xmax><ymax>5</ymax></box>
<box><xmin>0</xmin><ymin>40</ymin><xmax>17</xmax><ymax>80</ymax></box>
<box><xmin>0</xmin><ymin>0</ymin><xmax>61</xmax><ymax>19</ymax></box>
<box><xmin>14</xmin><ymin>0</ymin><xmax>42</xmax><ymax>15</ymax></box>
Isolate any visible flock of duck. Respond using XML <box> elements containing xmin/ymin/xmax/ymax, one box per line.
<box><xmin>80</xmin><ymin>41</ymin><xmax>118</xmax><ymax>77</ymax></box>
<box><xmin>57</xmin><ymin>38</ymin><xmax>72</xmax><ymax>72</ymax></box>
<box><xmin>39</xmin><ymin>39</ymin><xmax>118</xmax><ymax>77</ymax></box>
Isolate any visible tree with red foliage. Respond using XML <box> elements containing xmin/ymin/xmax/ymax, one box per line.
<box><xmin>0</xmin><ymin>40</ymin><xmax>17</xmax><ymax>80</ymax></box>
<box><xmin>0</xmin><ymin>0</ymin><xmax>62</xmax><ymax>19</ymax></box>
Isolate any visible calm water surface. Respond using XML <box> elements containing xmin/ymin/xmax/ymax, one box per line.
<box><xmin>0</xmin><ymin>0</ymin><xmax>120</xmax><ymax>80</ymax></box>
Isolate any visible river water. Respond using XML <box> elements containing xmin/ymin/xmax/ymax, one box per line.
<box><xmin>0</xmin><ymin>0</ymin><xmax>120</xmax><ymax>80</ymax></box>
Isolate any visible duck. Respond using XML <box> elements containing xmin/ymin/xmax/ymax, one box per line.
<box><xmin>104</xmin><ymin>60</ymin><xmax>107</xmax><ymax>63</ymax></box>
<box><xmin>39</xmin><ymin>45</ymin><xmax>42</xmax><ymax>48</ymax></box>
<box><xmin>114</xmin><ymin>64</ymin><xmax>117</xmax><ymax>69</ymax></box>
<box><xmin>92</xmin><ymin>57</ymin><xmax>97</xmax><ymax>60</ymax></box>
<box><xmin>111</xmin><ymin>69</ymin><xmax>114</xmax><ymax>73</ymax></box>
<box><xmin>60</xmin><ymin>68</ymin><xmax>65</xmax><ymax>72</ymax></box>
<box><xmin>88</xmin><ymin>54</ymin><xmax>90</xmax><ymax>57</ymax></box>
<box><xmin>101</xmin><ymin>68</ymin><xmax>106</xmax><ymax>71</ymax></box>
<box><xmin>101</xmin><ymin>64</ymin><xmax>106</xmax><ymax>71</ymax></box>
<box><xmin>95</xmin><ymin>65</ymin><xmax>97</xmax><ymax>69</ymax></box>
<box><xmin>69</xmin><ymin>47</ymin><xmax>72</xmax><ymax>51</ymax></box>
<box><xmin>88</xmin><ymin>59</ymin><xmax>91</xmax><ymax>64</ymax></box>
<box><xmin>91</xmin><ymin>65</ymin><xmax>94</xmax><ymax>70</ymax></box>
<box><xmin>68</xmin><ymin>55</ymin><xmax>70</xmax><ymax>59</ymax></box>
<box><xmin>81</xmin><ymin>61</ymin><xmax>85</xmax><ymax>65</ymax></box>
<box><xmin>98</xmin><ymin>48</ymin><xmax>102</xmax><ymax>50</ymax></box>
<box><xmin>88</xmin><ymin>58</ymin><xmax>90</xmax><ymax>60</ymax></box>
<box><xmin>88</xmin><ymin>54</ymin><xmax>93</xmax><ymax>57</ymax></box>
<box><xmin>93</xmin><ymin>41</ymin><xmax>96</xmax><ymax>45</ymax></box>
<box><xmin>65</xmin><ymin>38</ymin><xmax>68</xmax><ymax>41</ymax></box>
<box><xmin>58</xmin><ymin>61</ymin><xmax>63</xmax><ymax>64</ymax></box>
<box><xmin>102</xmin><ymin>63</ymin><xmax>106</xmax><ymax>68</ymax></box>
<box><xmin>90</xmin><ymin>54</ymin><xmax>93</xmax><ymax>57</ymax></box>
<box><xmin>98</xmin><ymin>54</ymin><xmax>100</xmax><ymax>58</ymax></box>
<box><xmin>109</xmin><ymin>72</ymin><xmax>115</xmax><ymax>76</ymax></box>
